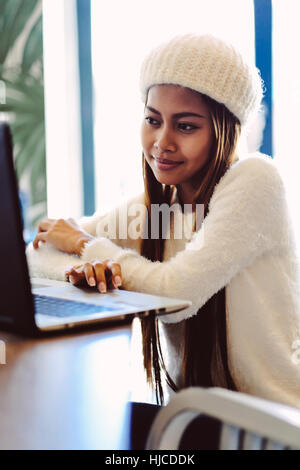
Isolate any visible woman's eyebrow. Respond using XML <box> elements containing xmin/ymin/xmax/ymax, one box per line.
<box><xmin>145</xmin><ymin>105</ymin><xmax>206</xmax><ymax>119</ymax></box>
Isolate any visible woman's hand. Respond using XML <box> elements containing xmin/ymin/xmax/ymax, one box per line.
<box><xmin>65</xmin><ymin>259</ymin><xmax>122</xmax><ymax>293</ymax></box>
<box><xmin>32</xmin><ymin>218</ymin><xmax>93</xmax><ymax>255</ymax></box>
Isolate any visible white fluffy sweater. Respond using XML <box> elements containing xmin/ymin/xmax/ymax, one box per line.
<box><xmin>26</xmin><ymin>154</ymin><xmax>300</xmax><ymax>409</ymax></box>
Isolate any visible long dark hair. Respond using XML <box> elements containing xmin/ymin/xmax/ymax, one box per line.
<box><xmin>140</xmin><ymin>90</ymin><xmax>241</xmax><ymax>405</ymax></box>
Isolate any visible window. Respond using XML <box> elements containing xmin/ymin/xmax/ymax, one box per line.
<box><xmin>91</xmin><ymin>0</ymin><xmax>255</xmax><ymax>215</ymax></box>
<box><xmin>42</xmin><ymin>0</ymin><xmax>83</xmax><ymax>219</ymax></box>
<box><xmin>273</xmin><ymin>0</ymin><xmax>300</xmax><ymax>256</ymax></box>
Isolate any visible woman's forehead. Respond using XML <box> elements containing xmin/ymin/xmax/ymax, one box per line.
<box><xmin>147</xmin><ymin>84</ymin><xmax>209</xmax><ymax>114</ymax></box>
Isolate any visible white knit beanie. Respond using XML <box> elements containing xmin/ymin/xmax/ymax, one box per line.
<box><xmin>139</xmin><ymin>34</ymin><xmax>264</xmax><ymax>126</ymax></box>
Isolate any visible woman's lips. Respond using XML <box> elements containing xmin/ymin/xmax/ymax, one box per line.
<box><xmin>153</xmin><ymin>157</ymin><xmax>184</xmax><ymax>171</ymax></box>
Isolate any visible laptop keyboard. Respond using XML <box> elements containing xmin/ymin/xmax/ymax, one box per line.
<box><xmin>33</xmin><ymin>294</ymin><xmax>118</xmax><ymax>318</ymax></box>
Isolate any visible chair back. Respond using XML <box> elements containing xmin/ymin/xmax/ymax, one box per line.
<box><xmin>146</xmin><ymin>387</ymin><xmax>300</xmax><ymax>450</ymax></box>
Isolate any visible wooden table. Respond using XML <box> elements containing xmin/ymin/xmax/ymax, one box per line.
<box><xmin>0</xmin><ymin>323</ymin><xmax>132</xmax><ymax>450</ymax></box>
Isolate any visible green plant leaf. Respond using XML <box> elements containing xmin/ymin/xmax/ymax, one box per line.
<box><xmin>30</xmin><ymin>138</ymin><xmax>46</xmax><ymax>206</ymax></box>
<box><xmin>15</xmin><ymin>121</ymin><xmax>43</xmax><ymax>178</ymax></box>
<box><xmin>0</xmin><ymin>0</ymin><xmax>46</xmax><ymax>230</ymax></box>
<box><xmin>0</xmin><ymin>73</ymin><xmax>44</xmax><ymax>118</ymax></box>
<box><xmin>30</xmin><ymin>202</ymin><xmax>47</xmax><ymax>228</ymax></box>
<box><xmin>0</xmin><ymin>0</ymin><xmax>38</xmax><ymax>64</ymax></box>
<box><xmin>22</xmin><ymin>15</ymin><xmax>43</xmax><ymax>73</ymax></box>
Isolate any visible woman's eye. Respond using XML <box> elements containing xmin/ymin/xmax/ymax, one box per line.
<box><xmin>145</xmin><ymin>116</ymin><xmax>159</xmax><ymax>126</ymax></box>
<box><xmin>178</xmin><ymin>123</ymin><xmax>198</xmax><ymax>131</ymax></box>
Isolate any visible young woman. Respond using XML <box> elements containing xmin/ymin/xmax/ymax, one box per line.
<box><xmin>27</xmin><ymin>34</ymin><xmax>300</xmax><ymax>412</ymax></box>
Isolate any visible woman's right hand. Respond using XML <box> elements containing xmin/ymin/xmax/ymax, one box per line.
<box><xmin>65</xmin><ymin>259</ymin><xmax>122</xmax><ymax>293</ymax></box>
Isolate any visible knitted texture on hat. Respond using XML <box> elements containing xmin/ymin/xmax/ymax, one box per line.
<box><xmin>139</xmin><ymin>34</ymin><xmax>264</xmax><ymax>126</ymax></box>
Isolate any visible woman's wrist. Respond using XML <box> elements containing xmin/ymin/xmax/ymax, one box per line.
<box><xmin>74</xmin><ymin>234</ymin><xmax>94</xmax><ymax>256</ymax></box>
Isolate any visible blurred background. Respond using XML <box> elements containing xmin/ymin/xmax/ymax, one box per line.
<box><xmin>0</xmin><ymin>0</ymin><xmax>299</xmax><ymax>252</ymax></box>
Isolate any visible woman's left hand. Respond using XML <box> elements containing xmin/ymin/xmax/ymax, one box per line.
<box><xmin>32</xmin><ymin>218</ymin><xmax>93</xmax><ymax>255</ymax></box>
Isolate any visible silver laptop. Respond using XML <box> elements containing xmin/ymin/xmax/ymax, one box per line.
<box><xmin>0</xmin><ymin>123</ymin><xmax>191</xmax><ymax>335</ymax></box>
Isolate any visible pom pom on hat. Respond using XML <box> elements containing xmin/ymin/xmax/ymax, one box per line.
<box><xmin>139</xmin><ymin>34</ymin><xmax>264</xmax><ymax>126</ymax></box>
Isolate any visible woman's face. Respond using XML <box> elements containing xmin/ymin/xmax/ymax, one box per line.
<box><xmin>141</xmin><ymin>84</ymin><xmax>214</xmax><ymax>203</ymax></box>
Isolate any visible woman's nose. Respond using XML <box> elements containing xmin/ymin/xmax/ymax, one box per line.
<box><xmin>154</xmin><ymin>127</ymin><xmax>177</xmax><ymax>153</ymax></box>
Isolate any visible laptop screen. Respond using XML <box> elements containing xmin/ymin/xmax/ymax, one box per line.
<box><xmin>0</xmin><ymin>123</ymin><xmax>36</xmax><ymax>333</ymax></box>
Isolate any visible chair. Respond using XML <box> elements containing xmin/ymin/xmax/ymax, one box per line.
<box><xmin>145</xmin><ymin>387</ymin><xmax>300</xmax><ymax>450</ymax></box>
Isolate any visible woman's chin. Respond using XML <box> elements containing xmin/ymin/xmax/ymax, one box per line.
<box><xmin>154</xmin><ymin>174</ymin><xmax>178</xmax><ymax>185</ymax></box>
<box><xmin>150</xmin><ymin>167</ymin><xmax>179</xmax><ymax>185</ymax></box>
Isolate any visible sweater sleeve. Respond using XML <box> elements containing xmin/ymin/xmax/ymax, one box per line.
<box><xmin>80</xmin><ymin>156</ymin><xmax>290</xmax><ymax>323</ymax></box>
<box><xmin>25</xmin><ymin>192</ymin><xmax>145</xmax><ymax>281</ymax></box>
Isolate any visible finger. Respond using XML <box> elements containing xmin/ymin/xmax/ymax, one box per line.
<box><xmin>100</xmin><ymin>260</ymin><xmax>117</xmax><ymax>290</ymax></box>
<box><xmin>104</xmin><ymin>260</ymin><xmax>122</xmax><ymax>288</ymax></box>
<box><xmin>103</xmin><ymin>261</ymin><xmax>121</xmax><ymax>289</ymax></box>
<box><xmin>33</xmin><ymin>232</ymin><xmax>47</xmax><ymax>249</ymax></box>
<box><xmin>65</xmin><ymin>264</ymin><xmax>83</xmax><ymax>276</ymax></box>
<box><xmin>37</xmin><ymin>219</ymin><xmax>54</xmax><ymax>233</ymax></box>
<box><xmin>104</xmin><ymin>267</ymin><xmax>115</xmax><ymax>291</ymax></box>
<box><xmin>92</xmin><ymin>261</ymin><xmax>107</xmax><ymax>293</ymax></box>
<box><xmin>68</xmin><ymin>267</ymin><xmax>85</xmax><ymax>285</ymax></box>
<box><xmin>83</xmin><ymin>263</ymin><xmax>97</xmax><ymax>287</ymax></box>
<box><xmin>69</xmin><ymin>274</ymin><xmax>84</xmax><ymax>285</ymax></box>
<box><xmin>65</xmin><ymin>265</ymin><xmax>81</xmax><ymax>281</ymax></box>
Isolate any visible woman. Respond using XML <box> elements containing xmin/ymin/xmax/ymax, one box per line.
<box><xmin>27</xmin><ymin>34</ymin><xmax>300</xmax><ymax>413</ymax></box>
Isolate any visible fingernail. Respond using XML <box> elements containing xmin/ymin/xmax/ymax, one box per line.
<box><xmin>99</xmin><ymin>282</ymin><xmax>106</xmax><ymax>293</ymax></box>
<box><xmin>89</xmin><ymin>277</ymin><xmax>96</xmax><ymax>286</ymax></box>
<box><xmin>114</xmin><ymin>276</ymin><xmax>122</xmax><ymax>286</ymax></box>
<box><xmin>69</xmin><ymin>275</ymin><xmax>76</xmax><ymax>284</ymax></box>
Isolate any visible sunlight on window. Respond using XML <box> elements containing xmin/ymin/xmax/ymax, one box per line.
<box><xmin>91</xmin><ymin>0</ymin><xmax>255</xmax><ymax>215</ymax></box>
<box><xmin>42</xmin><ymin>0</ymin><xmax>83</xmax><ymax>218</ymax></box>
<box><xmin>273</xmin><ymin>0</ymin><xmax>300</xmax><ymax>257</ymax></box>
